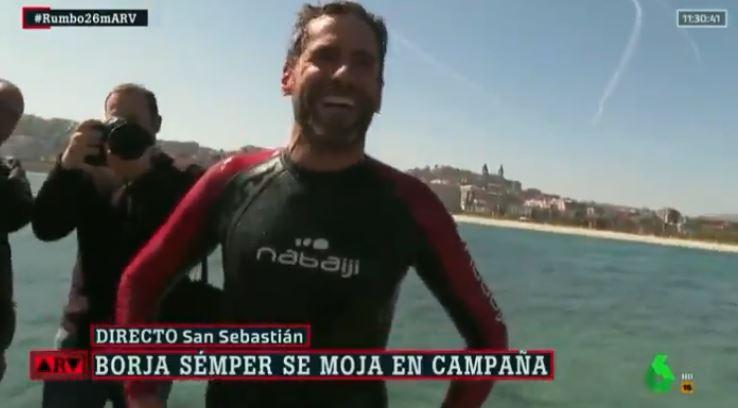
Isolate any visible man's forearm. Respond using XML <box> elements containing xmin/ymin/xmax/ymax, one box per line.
<box><xmin>32</xmin><ymin>164</ymin><xmax>87</xmax><ymax>240</ymax></box>
<box><xmin>0</xmin><ymin>242</ymin><xmax>16</xmax><ymax>352</ymax></box>
<box><xmin>0</xmin><ymin>176</ymin><xmax>33</xmax><ymax>233</ymax></box>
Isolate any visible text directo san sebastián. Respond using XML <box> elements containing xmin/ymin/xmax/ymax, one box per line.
<box><xmin>93</xmin><ymin>327</ymin><xmax>307</xmax><ymax>346</ymax></box>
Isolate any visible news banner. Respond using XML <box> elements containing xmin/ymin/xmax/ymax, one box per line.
<box><xmin>29</xmin><ymin>325</ymin><xmax>554</xmax><ymax>381</ymax></box>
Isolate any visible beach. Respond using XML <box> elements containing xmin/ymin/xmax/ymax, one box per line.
<box><xmin>453</xmin><ymin>214</ymin><xmax>738</xmax><ymax>254</ymax></box>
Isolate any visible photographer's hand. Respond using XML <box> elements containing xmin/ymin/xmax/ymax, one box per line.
<box><xmin>60</xmin><ymin>129</ymin><xmax>102</xmax><ymax>172</ymax></box>
<box><xmin>60</xmin><ymin>127</ymin><xmax>120</xmax><ymax>195</ymax></box>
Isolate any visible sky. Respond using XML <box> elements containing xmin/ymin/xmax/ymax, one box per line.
<box><xmin>1</xmin><ymin>0</ymin><xmax>736</xmax><ymax>216</ymax></box>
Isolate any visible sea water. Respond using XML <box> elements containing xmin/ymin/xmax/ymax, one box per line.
<box><xmin>0</xmin><ymin>172</ymin><xmax>736</xmax><ymax>407</ymax></box>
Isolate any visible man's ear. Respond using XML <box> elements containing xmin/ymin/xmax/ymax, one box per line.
<box><xmin>281</xmin><ymin>61</ymin><xmax>295</xmax><ymax>96</ymax></box>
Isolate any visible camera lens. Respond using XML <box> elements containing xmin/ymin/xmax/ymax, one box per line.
<box><xmin>106</xmin><ymin>120</ymin><xmax>154</xmax><ymax>160</ymax></box>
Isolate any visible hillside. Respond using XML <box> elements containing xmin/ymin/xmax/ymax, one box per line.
<box><xmin>701</xmin><ymin>214</ymin><xmax>738</xmax><ymax>222</ymax></box>
<box><xmin>1</xmin><ymin>114</ymin><xmax>76</xmax><ymax>161</ymax></box>
<box><xmin>1</xmin><ymin>114</ymin><xmax>253</xmax><ymax>170</ymax></box>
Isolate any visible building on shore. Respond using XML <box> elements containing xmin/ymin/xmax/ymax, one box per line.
<box><xmin>460</xmin><ymin>185</ymin><xmax>488</xmax><ymax>213</ymax></box>
<box><xmin>656</xmin><ymin>208</ymin><xmax>683</xmax><ymax>225</ymax></box>
<box><xmin>656</xmin><ymin>207</ymin><xmax>685</xmax><ymax>234</ymax></box>
<box><xmin>428</xmin><ymin>180</ymin><xmax>461</xmax><ymax>213</ymax></box>
<box><xmin>503</xmin><ymin>198</ymin><xmax>532</xmax><ymax>219</ymax></box>
<box><xmin>460</xmin><ymin>185</ymin><xmax>505</xmax><ymax>214</ymax></box>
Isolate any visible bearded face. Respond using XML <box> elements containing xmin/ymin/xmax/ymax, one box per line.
<box><xmin>293</xmin><ymin>76</ymin><xmax>377</xmax><ymax>151</ymax></box>
<box><xmin>283</xmin><ymin>14</ymin><xmax>383</xmax><ymax>152</ymax></box>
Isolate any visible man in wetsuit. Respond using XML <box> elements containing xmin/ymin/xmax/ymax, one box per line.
<box><xmin>117</xmin><ymin>2</ymin><xmax>508</xmax><ymax>407</ymax></box>
<box><xmin>0</xmin><ymin>79</ymin><xmax>33</xmax><ymax>382</ymax></box>
<box><xmin>33</xmin><ymin>83</ymin><xmax>202</xmax><ymax>407</ymax></box>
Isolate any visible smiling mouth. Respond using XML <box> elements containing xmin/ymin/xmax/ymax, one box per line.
<box><xmin>320</xmin><ymin>96</ymin><xmax>355</xmax><ymax>109</ymax></box>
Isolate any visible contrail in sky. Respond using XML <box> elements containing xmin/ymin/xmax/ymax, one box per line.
<box><xmin>652</xmin><ymin>0</ymin><xmax>702</xmax><ymax>64</ymax></box>
<box><xmin>592</xmin><ymin>0</ymin><xmax>643</xmax><ymax>126</ymax></box>
<box><xmin>390</xmin><ymin>28</ymin><xmax>499</xmax><ymax>105</ymax></box>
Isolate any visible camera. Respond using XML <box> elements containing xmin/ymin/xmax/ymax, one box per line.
<box><xmin>84</xmin><ymin>118</ymin><xmax>155</xmax><ymax>166</ymax></box>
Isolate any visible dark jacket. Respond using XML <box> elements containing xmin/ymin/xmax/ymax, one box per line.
<box><xmin>32</xmin><ymin>153</ymin><xmax>201</xmax><ymax>348</ymax></box>
<box><xmin>0</xmin><ymin>158</ymin><xmax>33</xmax><ymax>352</ymax></box>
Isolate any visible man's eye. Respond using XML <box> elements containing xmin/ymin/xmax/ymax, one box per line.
<box><xmin>351</xmin><ymin>53</ymin><xmax>376</xmax><ymax>70</ymax></box>
<box><xmin>355</xmin><ymin>57</ymin><xmax>374</xmax><ymax>68</ymax></box>
<box><xmin>314</xmin><ymin>48</ymin><xmax>338</xmax><ymax>62</ymax></box>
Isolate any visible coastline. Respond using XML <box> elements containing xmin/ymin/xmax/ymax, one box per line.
<box><xmin>453</xmin><ymin>214</ymin><xmax>738</xmax><ymax>254</ymax></box>
<box><xmin>23</xmin><ymin>165</ymin><xmax>737</xmax><ymax>255</ymax></box>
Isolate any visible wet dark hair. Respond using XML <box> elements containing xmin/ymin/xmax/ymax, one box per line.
<box><xmin>286</xmin><ymin>1</ymin><xmax>388</xmax><ymax>84</ymax></box>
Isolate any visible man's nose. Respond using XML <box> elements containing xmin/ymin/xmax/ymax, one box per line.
<box><xmin>331</xmin><ymin>62</ymin><xmax>354</xmax><ymax>84</ymax></box>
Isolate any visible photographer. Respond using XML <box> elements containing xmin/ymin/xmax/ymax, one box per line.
<box><xmin>32</xmin><ymin>84</ymin><xmax>207</xmax><ymax>408</ymax></box>
<box><xmin>0</xmin><ymin>79</ymin><xmax>33</xmax><ymax>383</ymax></box>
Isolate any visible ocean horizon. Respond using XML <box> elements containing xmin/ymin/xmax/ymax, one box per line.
<box><xmin>0</xmin><ymin>172</ymin><xmax>736</xmax><ymax>407</ymax></box>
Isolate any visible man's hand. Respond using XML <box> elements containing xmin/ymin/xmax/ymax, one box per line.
<box><xmin>127</xmin><ymin>395</ymin><xmax>165</xmax><ymax>408</ymax></box>
<box><xmin>60</xmin><ymin>122</ymin><xmax>121</xmax><ymax>195</ymax></box>
<box><xmin>60</xmin><ymin>126</ymin><xmax>105</xmax><ymax>171</ymax></box>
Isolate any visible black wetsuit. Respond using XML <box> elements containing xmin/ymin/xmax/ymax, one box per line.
<box><xmin>117</xmin><ymin>149</ymin><xmax>508</xmax><ymax>408</ymax></box>
<box><xmin>0</xmin><ymin>158</ymin><xmax>33</xmax><ymax>359</ymax></box>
